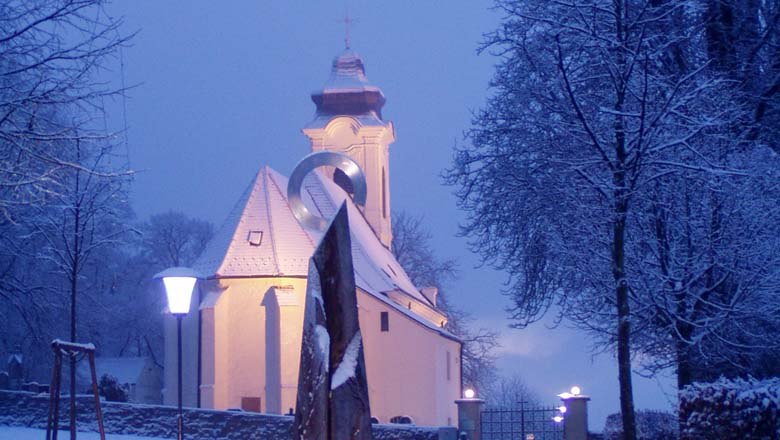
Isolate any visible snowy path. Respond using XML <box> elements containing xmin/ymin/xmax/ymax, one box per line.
<box><xmin>0</xmin><ymin>426</ymin><xmax>170</xmax><ymax>440</ymax></box>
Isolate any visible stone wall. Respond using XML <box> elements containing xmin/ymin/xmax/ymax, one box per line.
<box><xmin>0</xmin><ymin>391</ymin><xmax>457</xmax><ymax>439</ymax></box>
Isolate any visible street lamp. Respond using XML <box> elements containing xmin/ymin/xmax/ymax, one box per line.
<box><xmin>557</xmin><ymin>385</ymin><xmax>583</xmax><ymax>400</ymax></box>
<box><xmin>155</xmin><ymin>267</ymin><xmax>199</xmax><ymax>440</ymax></box>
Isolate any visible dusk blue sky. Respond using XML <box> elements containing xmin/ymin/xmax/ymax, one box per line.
<box><xmin>108</xmin><ymin>1</ymin><xmax>675</xmax><ymax>429</ymax></box>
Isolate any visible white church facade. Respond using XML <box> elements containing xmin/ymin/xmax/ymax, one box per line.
<box><xmin>162</xmin><ymin>50</ymin><xmax>462</xmax><ymax>426</ymax></box>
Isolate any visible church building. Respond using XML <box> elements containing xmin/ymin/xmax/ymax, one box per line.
<box><xmin>162</xmin><ymin>49</ymin><xmax>462</xmax><ymax>426</ymax></box>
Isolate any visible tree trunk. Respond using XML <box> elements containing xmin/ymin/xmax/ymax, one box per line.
<box><xmin>70</xmin><ymin>168</ymin><xmax>81</xmax><ymax>440</ymax></box>
<box><xmin>676</xmin><ymin>338</ymin><xmax>693</xmax><ymax>438</ymax></box>
<box><xmin>613</xmin><ymin>147</ymin><xmax>637</xmax><ymax>440</ymax></box>
<box><xmin>676</xmin><ymin>343</ymin><xmax>693</xmax><ymax>387</ymax></box>
<box><xmin>69</xmin><ymin>270</ymin><xmax>77</xmax><ymax>440</ymax></box>
<box><xmin>613</xmin><ymin>2</ymin><xmax>637</xmax><ymax>438</ymax></box>
<box><xmin>614</xmin><ymin>206</ymin><xmax>637</xmax><ymax>440</ymax></box>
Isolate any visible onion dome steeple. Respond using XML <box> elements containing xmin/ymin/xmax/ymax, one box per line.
<box><xmin>311</xmin><ymin>50</ymin><xmax>386</xmax><ymax>120</ymax></box>
<box><xmin>303</xmin><ymin>48</ymin><xmax>395</xmax><ymax>248</ymax></box>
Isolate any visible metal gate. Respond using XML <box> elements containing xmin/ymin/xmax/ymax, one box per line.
<box><xmin>481</xmin><ymin>405</ymin><xmax>564</xmax><ymax>440</ymax></box>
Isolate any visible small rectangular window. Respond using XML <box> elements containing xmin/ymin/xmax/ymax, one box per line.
<box><xmin>380</xmin><ymin>311</ymin><xmax>389</xmax><ymax>332</ymax></box>
<box><xmin>446</xmin><ymin>351</ymin><xmax>451</xmax><ymax>381</ymax></box>
<box><xmin>247</xmin><ymin>230</ymin><xmax>263</xmax><ymax>246</ymax></box>
<box><xmin>241</xmin><ymin>396</ymin><xmax>261</xmax><ymax>412</ymax></box>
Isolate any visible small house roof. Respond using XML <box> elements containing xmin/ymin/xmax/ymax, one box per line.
<box><xmin>77</xmin><ymin>357</ymin><xmax>153</xmax><ymax>385</ymax></box>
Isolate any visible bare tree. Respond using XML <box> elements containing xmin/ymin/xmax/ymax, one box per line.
<box><xmin>634</xmin><ymin>148</ymin><xmax>780</xmax><ymax>387</ymax></box>
<box><xmin>483</xmin><ymin>373</ymin><xmax>541</xmax><ymax>409</ymax></box>
<box><xmin>0</xmin><ymin>3</ymin><xmax>132</xmax><ymax>437</ymax></box>
<box><xmin>703</xmin><ymin>0</ymin><xmax>780</xmax><ymax>148</ymax></box>
<box><xmin>114</xmin><ymin>211</ymin><xmax>214</xmax><ymax>364</ymax></box>
<box><xmin>392</xmin><ymin>211</ymin><xmax>499</xmax><ymax>393</ymax></box>
<box><xmin>445</xmin><ymin>2</ymin><xmax>753</xmax><ymax>438</ymax></box>
<box><xmin>31</xmin><ymin>138</ymin><xmax>131</xmax><ymax>439</ymax></box>
<box><xmin>140</xmin><ymin>211</ymin><xmax>214</xmax><ymax>269</ymax></box>
<box><xmin>0</xmin><ymin>0</ymin><xmax>132</xmax><ymax>219</ymax></box>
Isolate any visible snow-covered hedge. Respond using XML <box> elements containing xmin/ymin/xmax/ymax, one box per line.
<box><xmin>680</xmin><ymin>376</ymin><xmax>780</xmax><ymax>440</ymax></box>
<box><xmin>602</xmin><ymin>410</ymin><xmax>678</xmax><ymax>440</ymax></box>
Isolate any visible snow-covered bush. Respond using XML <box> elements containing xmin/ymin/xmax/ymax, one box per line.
<box><xmin>97</xmin><ymin>374</ymin><xmax>128</xmax><ymax>402</ymax></box>
<box><xmin>680</xmin><ymin>376</ymin><xmax>780</xmax><ymax>440</ymax></box>
<box><xmin>603</xmin><ymin>410</ymin><xmax>678</xmax><ymax>440</ymax></box>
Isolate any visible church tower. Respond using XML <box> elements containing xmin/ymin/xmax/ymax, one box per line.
<box><xmin>302</xmin><ymin>50</ymin><xmax>395</xmax><ymax>248</ymax></box>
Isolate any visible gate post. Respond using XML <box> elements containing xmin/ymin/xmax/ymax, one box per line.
<box><xmin>560</xmin><ymin>392</ymin><xmax>590</xmax><ymax>440</ymax></box>
<box><xmin>455</xmin><ymin>393</ymin><xmax>485</xmax><ymax>440</ymax></box>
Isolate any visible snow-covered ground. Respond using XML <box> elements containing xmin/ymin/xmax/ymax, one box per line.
<box><xmin>0</xmin><ymin>426</ymin><xmax>170</xmax><ymax>440</ymax></box>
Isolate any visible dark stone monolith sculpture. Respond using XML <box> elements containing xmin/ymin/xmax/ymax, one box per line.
<box><xmin>294</xmin><ymin>203</ymin><xmax>372</xmax><ymax>440</ymax></box>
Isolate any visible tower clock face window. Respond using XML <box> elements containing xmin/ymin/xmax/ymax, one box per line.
<box><xmin>333</xmin><ymin>168</ymin><xmax>355</xmax><ymax>195</ymax></box>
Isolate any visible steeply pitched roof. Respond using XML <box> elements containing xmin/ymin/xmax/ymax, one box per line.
<box><xmin>194</xmin><ymin>166</ymin><xmax>315</xmax><ymax>277</ymax></box>
<box><xmin>194</xmin><ymin>166</ymin><xmax>430</xmax><ymax>304</ymax></box>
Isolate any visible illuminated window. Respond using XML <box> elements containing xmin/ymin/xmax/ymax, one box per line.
<box><xmin>380</xmin><ymin>311</ymin><xmax>389</xmax><ymax>332</ymax></box>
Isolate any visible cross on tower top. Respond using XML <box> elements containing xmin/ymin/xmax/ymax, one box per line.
<box><xmin>340</xmin><ymin>12</ymin><xmax>356</xmax><ymax>50</ymax></box>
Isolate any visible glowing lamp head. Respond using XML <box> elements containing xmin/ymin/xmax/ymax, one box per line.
<box><xmin>553</xmin><ymin>415</ymin><xmax>564</xmax><ymax>423</ymax></box>
<box><xmin>463</xmin><ymin>388</ymin><xmax>476</xmax><ymax>399</ymax></box>
<box><xmin>570</xmin><ymin>386</ymin><xmax>581</xmax><ymax>396</ymax></box>
<box><xmin>155</xmin><ymin>267</ymin><xmax>200</xmax><ymax>315</ymax></box>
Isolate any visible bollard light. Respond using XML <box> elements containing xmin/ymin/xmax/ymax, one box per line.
<box><xmin>570</xmin><ymin>386</ymin><xmax>581</xmax><ymax>396</ymax></box>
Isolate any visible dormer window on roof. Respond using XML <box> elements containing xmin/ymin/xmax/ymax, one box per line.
<box><xmin>247</xmin><ymin>230</ymin><xmax>263</xmax><ymax>246</ymax></box>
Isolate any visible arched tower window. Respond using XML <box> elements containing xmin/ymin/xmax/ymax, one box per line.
<box><xmin>333</xmin><ymin>168</ymin><xmax>354</xmax><ymax>195</ymax></box>
<box><xmin>382</xmin><ymin>167</ymin><xmax>387</xmax><ymax>218</ymax></box>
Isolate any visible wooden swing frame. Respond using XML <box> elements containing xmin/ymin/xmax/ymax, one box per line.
<box><xmin>46</xmin><ymin>340</ymin><xmax>106</xmax><ymax>440</ymax></box>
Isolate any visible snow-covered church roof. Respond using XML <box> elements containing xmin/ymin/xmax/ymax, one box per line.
<box><xmin>192</xmin><ymin>166</ymin><xmax>453</xmax><ymax>337</ymax></box>
<box><xmin>321</xmin><ymin>50</ymin><xmax>381</xmax><ymax>94</ymax></box>
<box><xmin>307</xmin><ymin>50</ymin><xmax>386</xmax><ymax>128</ymax></box>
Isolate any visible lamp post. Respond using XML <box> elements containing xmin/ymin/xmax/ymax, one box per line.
<box><xmin>455</xmin><ymin>388</ymin><xmax>485</xmax><ymax>440</ymax></box>
<box><xmin>557</xmin><ymin>386</ymin><xmax>590</xmax><ymax>440</ymax></box>
<box><xmin>155</xmin><ymin>267</ymin><xmax>199</xmax><ymax>440</ymax></box>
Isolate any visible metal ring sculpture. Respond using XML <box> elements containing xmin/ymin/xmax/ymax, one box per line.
<box><xmin>287</xmin><ymin>151</ymin><xmax>367</xmax><ymax>230</ymax></box>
